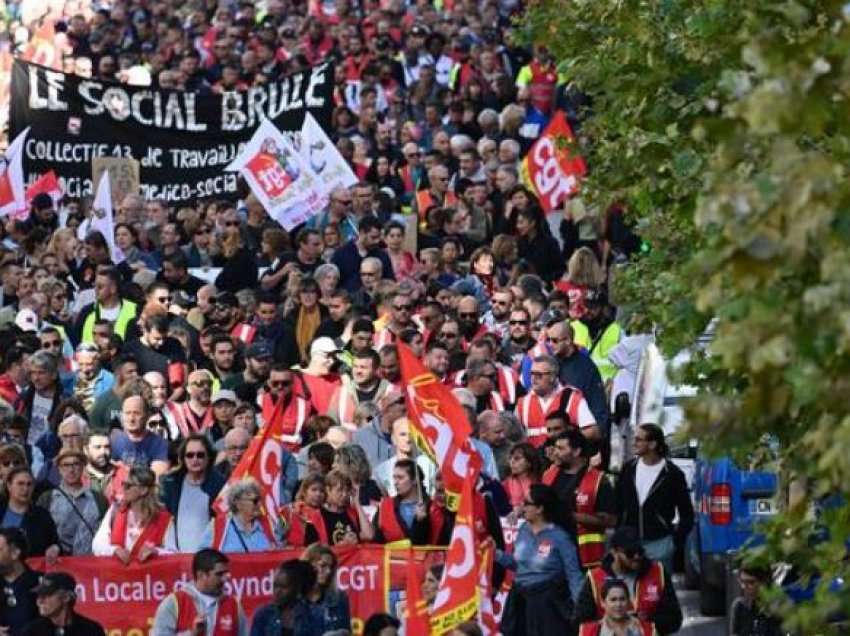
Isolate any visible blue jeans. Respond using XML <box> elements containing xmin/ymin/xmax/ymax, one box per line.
<box><xmin>642</xmin><ymin>535</ymin><xmax>674</xmax><ymax>573</ymax></box>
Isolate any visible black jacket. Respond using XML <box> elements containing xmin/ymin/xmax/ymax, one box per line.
<box><xmin>159</xmin><ymin>469</ymin><xmax>227</xmax><ymax>551</ymax></box>
<box><xmin>573</xmin><ymin>553</ymin><xmax>683</xmax><ymax>635</ymax></box>
<box><xmin>22</xmin><ymin>613</ymin><xmax>106</xmax><ymax>636</ymax></box>
<box><xmin>0</xmin><ymin>502</ymin><xmax>59</xmax><ymax>557</ymax></box>
<box><xmin>517</xmin><ymin>229</ymin><xmax>565</xmax><ymax>282</ymax></box>
<box><xmin>615</xmin><ymin>458</ymin><xmax>694</xmax><ymax>545</ymax></box>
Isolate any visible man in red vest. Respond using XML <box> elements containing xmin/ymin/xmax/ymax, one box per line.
<box><xmin>574</xmin><ymin>528</ymin><xmax>683</xmax><ymax>635</ymax></box>
<box><xmin>542</xmin><ymin>430</ymin><xmax>616</xmax><ymax>569</ymax></box>
<box><xmin>152</xmin><ymin>548</ymin><xmax>247</xmax><ymax>635</ymax></box>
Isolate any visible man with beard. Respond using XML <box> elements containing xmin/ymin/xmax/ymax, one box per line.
<box><xmin>123</xmin><ymin>314</ymin><xmax>187</xmax><ymax>398</ymax></box>
<box><xmin>456</xmin><ymin>296</ymin><xmax>488</xmax><ymax>346</ymax></box>
<box><xmin>143</xmin><ymin>371</ymin><xmax>169</xmax><ymax>411</ymax></box>
<box><xmin>164</xmin><ymin>370</ymin><xmax>214</xmax><ymax>441</ymax></box>
<box><xmin>503</xmin><ymin>307</ymin><xmax>535</xmax><ymax>369</ymax></box>
<box><xmin>548</xmin><ymin>319</ymin><xmax>609</xmax><ymax>435</ymax></box>
<box><xmin>482</xmin><ymin>289</ymin><xmax>514</xmax><ymax>339</ymax></box>
<box><xmin>582</xmin><ymin>291</ymin><xmax>624</xmax><ymax>383</ymax></box>
<box><xmin>252</xmin><ymin>293</ymin><xmax>286</xmax><ymax>350</ymax></box>
<box><xmin>424</xmin><ymin>340</ymin><xmax>452</xmax><ymax>385</ymax></box>
<box><xmin>209</xmin><ymin>335</ymin><xmax>239</xmax><ymax>387</ymax></box>
<box><xmin>84</xmin><ymin>433</ymin><xmax>115</xmax><ymax>498</ymax></box>
<box><xmin>373</xmin><ymin>289</ymin><xmax>415</xmax><ymax>348</ymax></box>
<box><xmin>378</xmin><ymin>345</ymin><xmax>401</xmax><ymax>391</ymax></box>
<box><xmin>222</xmin><ymin>342</ymin><xmax>272</xmax><ymax>404</ymax></box>
<box><xmin>315</xmin><ymin>289</ymin><xmax>353</xmax><ymax>339</ymax></box>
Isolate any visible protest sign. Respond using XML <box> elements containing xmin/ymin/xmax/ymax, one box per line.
<box><xmin>92</xmin><ymin>156</ymin><xmax>140</xmax><ymax>206</ymax></box>
<box><xmin>10</xmin><ymin>59</ymin><xmax>333</xmax><ymax>203</ymax></box>
<box><xmin>227</xmin><ymin>118</ymin><xmax>327</xmax><ymax>230</ymax></box>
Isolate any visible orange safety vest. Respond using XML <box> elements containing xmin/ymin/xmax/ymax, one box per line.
<box><xmin>260</xmin><ymin>393</ymin><xmax>310</xmax><ymax>451</ymax></box>
<box><xmin>542</xmin><ymin>466</ymin><xmax>606</xmax><ymax>568</ymax></box>
<box><xmin>211</xmin><ymin>514</ymin><xmax>277</xmax><ymax>551</ymax></box>
<box><xmin>579</xmin><ymin>620</ymin><xmax>656</xmax><ymax>636</ymax></box>
<box><xmin>174</xmin><ymin>589</ymin><xmax>240</xmax><ymax>635</ymax></box>
<box><xmin>588</xmin><ymin>561</ymin><xmax>666</xmax><ymax>620</ymax></box>
<box><xmin>377</xmin><ymin>497</ymin><xmax>407</xmax><ymax>543</ymax></box>
<box><xmin>415</xmin><ymin>189</ymin><xmax>458</xmax><ymax>221</ymax></box>
<box><xmin>165</xmin><ymin>401</ymin><xmax>214</xmax><ymax>439</ymax></box>
<box><xmin>516</xmin><ymin>387</ymin><xmax>582</xmax><ymax>447</ymax></box>
<box><xmin>230</xmin><ymin>323</ymin><xmax>257</xmax><ymax>345</ymax></box>
<box><xmin>110</xmin><ymin>507</ymin><xmax>172</xmax><ymax>561</ymax></box>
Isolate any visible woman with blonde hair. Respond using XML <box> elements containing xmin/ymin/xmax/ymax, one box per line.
<box><xmin>214</xmin><ymin>221</ymin><xmax>258</xmax><ymax>293</ymax></box>
<box><xmin>302</xmin><ymin>543</ymin><xmax>352</xmax><ymax>632</ymax></box>
<box><xmin>555</xmin><ymin>246</ymin><xmax>605</xmax><ymax>320</ymax></box>
<box><xmin>45</xmin><ymin>228</ymin><xmax>78</xmax><ymax>274</ymax></box>
<box><xmin>92</xmin><ymin>465</ymin><xmax>174</xmax><ymax>562</ymax></box>
<box><xmin>199</xmin><ymin>477</ymin><xmax>281</xmax><ymax>552</ymax></box>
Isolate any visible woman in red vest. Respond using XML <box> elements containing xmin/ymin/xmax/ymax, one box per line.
<box><xmin>310</xmin><ymin>470</ymin><xmax>374</xmax><ymax>545</ymax></box>
<box><xmin>372</xmin><ymin>459</ymin><xmax>430</xmax><ymax>545</ymax></box>
<box><xmin>279</xmin><ymin>474</ymin><xmax>325</xmax><ymax>547</ymax></box>
<box><xmin>579</xmin><ymin>579</ymin><xmax>657</xmax><ymax>636</ymax></box>
<box><xmin>92</xmin><ymin>465</ymin><xmax>173</xmax><ymax>562</ymax></box>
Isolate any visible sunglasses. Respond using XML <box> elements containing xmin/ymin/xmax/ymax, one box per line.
<box><xmin>269</xmin><ymin>379</ymin><xmax>293</xmax><ymax>388</ymax></box>
<box><xmin>224</xmin><ymin>221</ymin><xmax>240</xmax><ymax>227</ymax></box>
<box><xmin>440</xmin><ymin>332</ymin><xmax>458</xmax><ymax>339</ymax></box>
<box><xmin>458</xmin><ymin>312</ymin><xmax>477</xmax><ymax>319</ymax></box>
<box><xmin>509</xmin><ymin>319</ymin><xmax>529</xmax><ymax>326</ymax></box>
<box><xmin>185</xmin><ymin>452</ymin><xmax>207</xmax><ymax>460</ymax></box>
<box><xmin>393</xmin><ymin>304</ymin><xmax>413</xmax><ymax>312</ymax></box>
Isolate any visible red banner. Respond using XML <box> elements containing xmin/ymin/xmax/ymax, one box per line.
<box><xmin>32</xmin><ymin>546</ymin><xmax>389</xmax><ymax>635</ymax></box>
<box><xmin>521</xmin><ymin>110</ymin><xmax>586</xmax><ymax>213</ymax></box>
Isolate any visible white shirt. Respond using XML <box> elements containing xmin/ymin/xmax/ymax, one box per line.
<box><xmin>635</xmin><ymin>458</ymin><xmax>666</xmax><ymax>506</ymax></box>
<box><xmin>175</xmin><ymin>478</ymin><xmax>210</xmax><ymax>553</ymax></box>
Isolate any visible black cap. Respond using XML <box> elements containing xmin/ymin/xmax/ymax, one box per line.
<box><xmin>33</xmin><ymin>572</ymin><xmax>77</xmax><ymax>596</ymax></box>
<box><xmin>537</xmin><ymin>308</ymin><xmax>565</xmax><ymax>328</ymax></box>
<box><xmin>246</xmin><ymin>342</ymin><xmax>273</xmax><ymax>359</ymax></box>
<box><xmin>609</xmin><ymin>527</ymin><xmax>643</xmax><ymax>553</ymax></box>
<box><xmin>214</xmin><ymin>291</ymin><xmax>238</xmax><ymax>308</ymax></box>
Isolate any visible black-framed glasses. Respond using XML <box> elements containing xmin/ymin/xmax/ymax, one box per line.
<box><xmin>510</xmin><ymin>320</ymin><xmax>529</xmax><ymax>326</ymax></box>
<box><xmin>185</xmin><ymin>452</ymin><xmax>207</xmax><ymax>460</ymax></box>
<box><xmin>458</xmin><ymin>312</ymin><xmax>478</xmax><ymax>319</ymax></box>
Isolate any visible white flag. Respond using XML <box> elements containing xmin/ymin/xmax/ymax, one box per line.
<box><xmin>91</xmin><ymin>171</ymin><xmax>124</xmax><ymax>264</ymax></box>
<box><xmin>0</xmin><ymin>127</ymin><xmax>30</xmax><ymax>217</ymax></box>
<box><xmin>300</xmin><ymin>112</ymin><xmax>358</xmax><ymax>194</ymax></box>
<box><xmin>226</xmin><ymin>118</ymin><xmax>327</xmax><ymax>230</ymax></box>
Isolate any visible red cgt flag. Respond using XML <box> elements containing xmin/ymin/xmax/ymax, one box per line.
<box><xmin>430</xmin><ymin>474</ymin><xmax>480</xmax><ymax>634</ymax></box>
<box><xmin>213</xmin><ymin>397</ymin><xmax>287</xmax><ymax>519</ymax></box>
<box><xmin>397</xmin><ymin>342</ymin><xmax>482</xmax><ymax>510</ymax></box>
<box><xmin>404</xmin><ymin>550</ymin><xmax>432</xmax><ymax>635</ymax></box>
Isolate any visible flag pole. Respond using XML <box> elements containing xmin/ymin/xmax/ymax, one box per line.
<box><xmin>410</xmin><ymin>425</ymin><xmax>424</xmax><ymax>505</ymax></box>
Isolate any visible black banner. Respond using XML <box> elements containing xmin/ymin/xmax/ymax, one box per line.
<box><xmin>9</xmin><ymin>59</ymin><xmax>334</xmax><ymax>203</ymax></box>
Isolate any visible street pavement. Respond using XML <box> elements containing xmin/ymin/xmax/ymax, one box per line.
<box><xmin>674</xmin><ymin>575</ymin><xmax>726</xmax><ymax>635</ymax></box>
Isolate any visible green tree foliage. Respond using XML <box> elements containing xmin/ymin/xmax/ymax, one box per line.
<box><xmin>522</xmin><ymin>0</ymin><xmax>850</xmax><ymax>630</ymax></box>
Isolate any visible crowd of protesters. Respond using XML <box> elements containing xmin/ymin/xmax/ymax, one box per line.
<box><xmin>0</xmin><ymin>0</ymin><xmax>788</xmax><ymax>634</ymax></box>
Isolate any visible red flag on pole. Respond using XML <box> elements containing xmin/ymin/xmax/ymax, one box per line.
<box><xmin>213</xmin><ymin>396</ymin><xmax>287</xmax><ymax>520</ymax></box>
<box><xmin>397</xmin><ymin>342</ymin><xmax>482</xmax><ymax>510</ymax></box>
<box><xmin>404</xmin><ymin>550</ymin><xmax>431</xmax><ymax>635</ymax></box>
<box><xmin>26</xmin><ymin>171</ymin><xmax>62</xmax><ymax>207</ymax></box>
<box><xmin>430</xmin><ymin>474</ymin><xmax>480</xmax><ymax>634</ymax></box>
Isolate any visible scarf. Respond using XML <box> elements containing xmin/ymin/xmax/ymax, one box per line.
<box><xmin>295</xmin><ymin>306</ymin><xmax>322</xmax><ymax>363</ymax></box>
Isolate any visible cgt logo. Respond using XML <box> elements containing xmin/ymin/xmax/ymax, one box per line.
<box><xmin>530</xmin><ymin>135</ymin><xmax>579</xmax><ymax>211</ymax></box>
<box><xmin>336</xmin><ymin>565</ymin><xmax>379</xmax><ymax>592</ymax></box>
